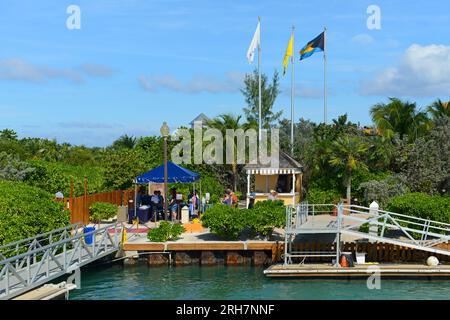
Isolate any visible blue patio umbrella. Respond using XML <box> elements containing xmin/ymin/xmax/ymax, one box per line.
<box><xmin>135</xmin><ymin>161</ymin><xmax>200</xmax><ymax>184</ymax></box>
<box><xmin>132</xmin><ymin>162</ymin><xmax>201</xmax><ymax>223</ymax></box>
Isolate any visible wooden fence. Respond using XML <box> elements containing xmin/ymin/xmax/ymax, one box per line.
<box><xmin>64</xmin><ymin>189</ymin><xmax>134</xmax><ymax>225</ymax></box>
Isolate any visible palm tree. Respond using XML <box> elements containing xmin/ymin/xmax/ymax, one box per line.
<box><xmin>370</xmin><ymin>98</ymin><xmax>430</xmax><ymax>142</ymax></box>
<box><xmin>427</xmin><ymin>99</ymin><xmax>450</xmax><ymax>120</ymax></box>
<box><xmin>328</xmin><ymin>136</ymin><xmax>369</xmax><ymax>205</ymax></box>
<box><xmin>207</xmin><ymin>114</ymin><xmax>244</xmax><ymax>191</ymax></box>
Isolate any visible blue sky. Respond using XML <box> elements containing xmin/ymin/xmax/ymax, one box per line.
<box><xmin>1</xmin><ymin>0</ymin><xmax>449</xmax><ymax>146</ymax></box>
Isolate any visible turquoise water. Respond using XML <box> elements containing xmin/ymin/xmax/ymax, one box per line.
<box><xmin>69</xmin><ymin>264</ymin><xmax>450</xmax><ymax>300</ymax></box>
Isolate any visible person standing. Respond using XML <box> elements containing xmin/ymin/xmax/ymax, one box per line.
<box><xmin>150</xmin><ymin>191</ymin><xmax>160</xmax><ymax>221</ymax></box>
<box><xmin>268</xmin><ymin>190</ymin><xmax>278</xmax><ymax>201</ymax></box>
<box><xmin>169</xmin><ymin>188</ymin><xmax>178</xmax><ymax>221</ymax></box>
<box><xmin>157</xmin><ymin>190</ymin><xmax>164</xmax><ymax>220</ymax></box>
<box><xmin>222</xmin><ymin>189</ymin><xmax>232</xmax><ymax>206</ymax></box>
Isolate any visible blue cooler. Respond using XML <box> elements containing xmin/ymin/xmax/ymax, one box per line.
<box><xmin>128</xmin><ymin>207</ymin><xmax>136</xmax><ymax>224</ymax></box>
<box><xmin>83</xmin><ymin>227</ymin><xmax>96</xmax><ymax>245</ymax></box>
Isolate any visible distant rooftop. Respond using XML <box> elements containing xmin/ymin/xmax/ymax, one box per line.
<box><xmin>244</xmin><ymin>151</ymin><xmax>303</xmax><ymax>172</ymax></box>
<box><xmin>189</xmin><ymin>113</ymin><xmax>211</xmax><ymax>126</ymax></box>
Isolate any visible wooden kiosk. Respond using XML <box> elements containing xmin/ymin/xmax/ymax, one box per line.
<box><xmin>244</xmin><ymin>152</ymin><xmax>303</xmax><ymax>207</ymax></box>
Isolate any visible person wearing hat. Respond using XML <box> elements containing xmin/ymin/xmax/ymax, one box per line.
<box><xmin>268</xmin><ymin>190</ymin><xmax>278</xmax><ymax>201</ymax></box>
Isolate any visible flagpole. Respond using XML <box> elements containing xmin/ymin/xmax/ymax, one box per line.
<box><xmin>290</xmin><ymin>25</ymin><xmax>295</xmax><ymax>155</ymax></box>
<box><xmin>258</xmin><ymin>16</ymin><xmax>262</xmax><ymax>141</ymax></box>
<box><xmin>323</xmin><ymin>26</ymin><xmax>327</xmax><ymax>124</ymax></box>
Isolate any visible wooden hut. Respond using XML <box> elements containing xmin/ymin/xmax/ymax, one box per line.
<box><xmin>244</xmin><ymin>151</ymin><xmax>303</xmax><ymax>206</ymax></box>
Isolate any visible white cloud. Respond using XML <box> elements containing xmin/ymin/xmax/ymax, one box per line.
<box><xmin>351</xmin><ymin>34</ymin><xmax>375</xmax><ymax>45</ymax></box>
<box><xmin>282</xmin><ymin>85</ymin><xmax>323</xmax><ymax>99</ymax></box>
<box><xmin>360</xmin><ymin>44</ymin><xmax>450</xmax><ymax>97</ymax></box>
<box><xmin>138</xmin><ymin>72</ymin><xmax>244</xmax><ymax>94</ymax></box>
<box><xmin>0</xmin><ymin>58</ymin><xmax>113</xmax><ymax>84</ymax></box>
<box><xmin>57</xmin><ymin>121</ymin><xmax>121</xmax><ymax>129</ymax></box>
<box><xmin>80</xmin><ymin>63</ymin><xmax>114</xmax><ymax>77</ymax></box>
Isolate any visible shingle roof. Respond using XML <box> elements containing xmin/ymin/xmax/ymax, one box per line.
<box><xmin>244</xmin><ymin>151</ymin><xmax>303</xmax><ymax>171</ymax></box>
<box><xmin>189</xmin><ymin>113</ymin><xmax>211</xmax><ymax>125</ymax></box>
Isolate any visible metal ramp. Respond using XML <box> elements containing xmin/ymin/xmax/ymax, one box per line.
<box><xmin>0</xmin><ymin>222</ymin><xmax>123</xmax><ymax>300</ymax></box>
<box><xmin>283</xmin><ymin>203</ymin><xmax>450</xmax><ymax>265</ymax></box>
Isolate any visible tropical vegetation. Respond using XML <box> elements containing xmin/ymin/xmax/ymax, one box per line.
<box><xmin>147</xmin><ymin>221</ymin><xmax>185</xmax><ymax>242</ymax></box>
<box><xmin>0</xmin><ymin>66</ymin><xmax>449</xmax><ymax>244</ymax></box>
<box><xmin>201</xmin><ymin>200</ymin><xmax>286</xmax><ymax>240</ymax></box>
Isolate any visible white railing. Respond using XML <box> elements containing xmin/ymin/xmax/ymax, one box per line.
<box><xmin>283</xmin><ymin>202</ymin><xmax>450</xmax><ymax>265</ymax></box>
<box><xmin>0</xmin><ymin>223</ymin><xmax>123</xmax><ymax>300</ymax></box>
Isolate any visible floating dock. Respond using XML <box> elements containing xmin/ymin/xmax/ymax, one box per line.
<box><xmin>264</xmin><ymin>263</ymin><xmax>450</xmax><ymax>279</ymax></box>
<box><xmin>13</xmin><ymin>283</ymin><xmax>77</xmax><ymax>300</ymax></box>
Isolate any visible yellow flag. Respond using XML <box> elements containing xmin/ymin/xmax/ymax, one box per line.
<box><xmin>283</xmin><ymin>34</ymin><xmax>293</xmax><ymax>76</ymax></box>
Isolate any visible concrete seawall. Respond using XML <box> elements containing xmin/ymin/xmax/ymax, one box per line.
<box><xmin>122</xmin><ymin>241</ymin><xmax>450</xmax><ymax>267</ymax></box>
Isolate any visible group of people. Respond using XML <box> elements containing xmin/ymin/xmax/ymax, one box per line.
<box><xmin>135</xmin><ymin>187</ymin><xmax>202</xmax><ymax>222</ymax></box>
<box><xmin>221</xmin><ymin>189</ymin><xmax>238</xmax><ymax>207</ymax></box>
<box><xmin>136</xmin><ymin>189</ymin><xmax>165</xmax><ymax>221</ymax></box>
<box><xmin>168</xmin><ymin>188</ymin><xmax>200</xmax><ymax>221</ymax></box>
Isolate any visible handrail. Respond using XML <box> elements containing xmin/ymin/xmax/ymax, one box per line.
<box><xmin>345</xmin><ymin>204</ymin><xmax>450</xmax><ymax>227</ymax></box>
<box><xmin>0</xmin><ymin>223</ymin><xmax>121</xmax><ymax>266</ymax></box>
<box><xmin>0</xmin><ymin>223</ymin><xmax>83</xmax><ymax>251</ymax></box>
<box><xmin>343</xmin><ymin>206</ymin><xmax>450</xmax><ymax>234</ymax></box>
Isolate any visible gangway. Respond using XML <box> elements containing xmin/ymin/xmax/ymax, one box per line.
<box><xmin>0</xmin><ymin>222</ymin><xmax>123</xmax><ymax>300</ymax></box>
<box><xmin>283</xmin><ymin>203</ymin><xmax>450</xmax><ymax>265</ymax></box>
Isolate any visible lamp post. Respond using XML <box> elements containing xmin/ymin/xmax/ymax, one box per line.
<box><xmin>160</xmin><ymin>122</ymin><xmax>170</xmax><ymax>221</ymax></box>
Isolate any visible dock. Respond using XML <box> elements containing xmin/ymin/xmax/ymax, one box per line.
<box><xmin>264</xmin><ymin>263</ymin><xmax>450</xmax><ymax>279</ymax></box>
<box><xmin>123</xmin><ymin>241</ymin><xmax>277</xmax><ymax>252</ymax></box>
<box><xmin>13</xmin><ymin>282</ymin><xmax>77</xmax><ymax>300</ymax></box>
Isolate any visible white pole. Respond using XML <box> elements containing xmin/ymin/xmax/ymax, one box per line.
<box><xmin>323</xmin><ymin>26</ymin><xmax>328</xmax><ymax>124</ymax></box>
<box><xmin>290</xmin><ymin>25</ymin><xmax>295</xmax><ymax>155</ymax></box>
<box><xmin>247</xmin><ymin>173</ymin><xmax>251</xmax><ymax>208</ymax></box>
<box><xmin>258</xmin><ymin>16</ymin><xmax>262</xmax><ymax>141</ymax></box>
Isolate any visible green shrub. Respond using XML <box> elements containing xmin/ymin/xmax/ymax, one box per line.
<box><xmin>306</xmin><ymin>187</ymin><xmax>341</xmax><ymax>204</ymax></box>
<box><xmin>386</xmin><ymin>193</ymin><xmax>450</xmax><ymax>224</ymax></box>
<box><xmin>89</xmin><ymin>202</ymin><xmax>118</xmax><ymax>224</ymax></box>
<box><xmin>0</xmin><ymin>180</ymin><xmax>69</xmax><ymax>246</ymax></box>
<box><xmin>25</xmin><ymin>160</ymin><xmax>106</xmax><ymax>197</ymax></box>
<box><xmin>245</xmin><ymin>200</ymin><xmax>286</xmax><ymax>238</ymax></box>
<box><xmin>306</xmin><ymin>187</ymin><xmax>341</xmax><ymax>213</ymax></box>
<box><xmin>201</xmin><ymin>201</ymin><xmax>286</xmax><ymax>240</ymax></box>
<box><xmin>147</xmin><ymin>221</ymin><xmax>185</xmax><ymax>242</ymax></box>
<box><xmin>359</xmin><ymin>222</ymin><xmax>370</xmax><ymax>233</ymax></box>
<box><xmin>201</xmin><ymin>204</ymin><xmax>245</xmax><ymax>240</ymax></box>
<box><xmin>358</xmin><ymin>221</ymin><xmax>382</xmax><ymax>236</ymax></box>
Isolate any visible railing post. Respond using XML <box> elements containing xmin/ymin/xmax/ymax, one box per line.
<box><xmin>15</xmin><ymin>244</ymin><xmax>19</xmax><ymax>269</ymax></box>
<box><xmin>5</xmin><ymin>264</ymin><xmax>9</xmax><ymax>296</ymax></box>
<box><xmin>46</xmin><ymin>250</ymin><xmax>49</xmax><ymax>277</ymax></box>
<box><xmin>284</xmin><ymin>232</ymin><xmax>288</xmax><ymax>266</ymax></box>
<box><xmin>380</xmin><ymin>215</ymin><xmax>388</xmax><ymax>238</ymax></box>
<box><xmin>93</xmin><ymin>230</ymin><xmax>96</xmax><ymax>256</ymax></box>
<box><xmin>27</xmin><ymin>255</ymin><xmax>31</xmax><ymax>285</ymax></box>
<box><xmin>104</xmin><ymin>229</ymin><xmax>107</xmax><ymax>252</ymax></box>
<box><xmin>63</xmin><ymin>242</ymin><xmax>67</xmax><ymax>270</ymax></box>
<box><xmin>369</xmin><ymin>201</ymin><xmax>379</xmax><ymax>240</ymax></box>
<box><xmin>335</xmin><ymin>203</ymin><xmax>343</xmax><ymax>267</ymax></box>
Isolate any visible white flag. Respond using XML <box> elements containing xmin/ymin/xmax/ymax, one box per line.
<box><xmin>247</xmin><ymin>21</ymin><xmax>260</xmax><ymax>64</ymax></box>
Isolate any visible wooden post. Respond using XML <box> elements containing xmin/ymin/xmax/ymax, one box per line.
<box><xmin>84</xmin><ymin>176</ymin><xmax>88</xmax><ymax>225</ymax></box>
<box><xmin>69</xmin><ymin>177</ymin><xmax>74</xmax><ymax>223</ymax></box>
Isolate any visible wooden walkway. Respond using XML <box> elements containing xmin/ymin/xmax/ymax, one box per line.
<box><xmin>123</xmin><ymin>241</ymin><xmax>277</xmax><ymax>252</ymax></box>
<box><xmin>264</xmin><ymin>263</ymin><xmax>450</xmax><ymax>278</ymax></box>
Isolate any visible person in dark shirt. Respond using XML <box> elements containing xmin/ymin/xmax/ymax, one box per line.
<box><xmin>157</xmin><ymin>190</ymin><xmax>164</xmax><ymax>219</ymax></box>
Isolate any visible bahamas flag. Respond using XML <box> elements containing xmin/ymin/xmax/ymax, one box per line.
<box><xmin>299</xmin><ymin>32</ymin><xmax>325</xmax><ymax>61</ymax></box>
